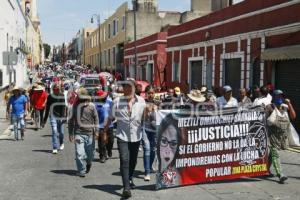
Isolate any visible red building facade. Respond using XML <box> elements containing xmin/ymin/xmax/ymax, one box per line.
<box><xmin>166</xmin><ymin>0</ymin><xmax>300</xmax><ymax>92</ymax></box>
<box><xmin>124</xmin><ymin>32</ymin><xmax>167</xmax><ymax>87</ymax></box>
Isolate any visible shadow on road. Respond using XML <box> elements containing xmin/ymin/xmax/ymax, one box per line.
<box><xmin>83</xmin><ymin>184</ymin><xmax>123</xmax><ymax>198</ymax></box>
<box><xmin>111</xmin><ymin>170</ymin><xmax>145</xmax><ymax>179</ymax></box>
<box><xmin>282</xmin><ymin>162</ymin><xmax>300</xmax><ymax>167</ymax></box>
<box><xmin>41</xmin><ymin>134</ymin><xmax>52</xmax><ymax>137</ymax></box>
<box><xmin>26</xmin><ymin>127</ymin><xmax>39</xmax><ymax>131</ymax></box>
<box><xmin>256</xmin><ymin>175</ymin><xmax>279</xmax><ymax>183</ymax></box>
<box><xmin>286</xmin><ymin>176</ymin><xmax>300</xmax><ymax>180</ymax></box>
<box><xmin>32</xmin><ymin>149</ymin><xmax>52</xmax><ymax>154</ymax></box>
<box><xmin>50</xmin><ymin>169</ymin><xmax>78</xmax><ymax>177</ymax></box>
<box><xmin>135</xmin><ymin>184</ymin><xmax>156</xmax><ymax>191</ymax></box>
<box><xmin>93</xmin><ymin>157</ymin><xmax>120</xmax><ymax>161</ymax></box>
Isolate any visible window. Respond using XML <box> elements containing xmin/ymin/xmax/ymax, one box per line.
<box><xmin>112</xmin><ymin>47</ymin><xmax>116</xmax><ymax>65</ymax></box>
<box><xmin>113</xmin><ymin>20</ymin><xmax>117</xmax><ymax>36</ymax></box>
<box><xmin>116</xmin><ymin>19</ymin><xmax>119</xmax><ymax>34</ymax></box>
<box><xmin>104</xmin><ymin>50</ymin><xmax>107</xmax><ymax>66</ymax></box>
<box><xmin>129</xmin><ymin>65</ymin><xmax>135</xmax><ymax>78</ymax></box>
<box><xmin>96</xmin><ymin>34</ymin><xmax>98</xmax><ymax>46</ymax></box>
<box><xmin>122</xmin><ymin>16</ymin><xmax>126</xmax><ymax>30</ymax></box>
<box><xmin>172</xmin><ymin>62</ymin><xmax>180</xmax><ymax>82</ymax></box>
<box><xmin>103</xmin><ymin>28</ymin><xmax>106</xmax><ymax>41</ymax></box>
<box><xmin>189</xmin><ymin>61</ymin><xmax>203</xmax><ymax>90</ymax></box>
<box><xmin>147</xmin><ymin>63</ymin><xmax>154</xmax><ymax>83</ymax></box>
<box><xmin>108</xmin><ymin>49</ymin><xmax>111</xmax><ymax>66</ymax></box>
<box><xmin>0</xmin><ymin>70</ymin><xmax>3</xmax><ymax>87</ymax></box>
<box><xmin>224</xmin><ymin>58</ymin><xmax>241</xmax><ymax>96</ymax></box>
<box><xmin>108</xmin><ymin>24</ymin><xmax>111</xmax><ymax>39</ymax></box>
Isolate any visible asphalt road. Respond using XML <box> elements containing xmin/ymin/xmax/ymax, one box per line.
<box><xmin>1</xmin><ymin>121</ymin><xmax>300</xmax><ymax>200</ymax></box>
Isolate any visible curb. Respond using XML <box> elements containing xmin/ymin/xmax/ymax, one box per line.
<box><xmin>287</xmin><ymin>147</ymin><xmax>300</xmax><ymax>153</ymax></box>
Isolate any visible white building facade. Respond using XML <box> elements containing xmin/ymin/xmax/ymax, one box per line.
<box><xmin>0</xmin><ymin>0</ymin><xmax>28</xmax><ymax>89</ymax></box>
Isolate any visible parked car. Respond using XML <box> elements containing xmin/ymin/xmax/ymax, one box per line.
<box><xmin>81</xmin><ymin>75</ymin><xmax>101</xmax><ymax>95</ymax></box>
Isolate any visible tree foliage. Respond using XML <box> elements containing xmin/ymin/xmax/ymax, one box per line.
<box><xmin>43</xmin><ymin>43</ymin><xmax>51</xmax><ymax>59</ymax></box>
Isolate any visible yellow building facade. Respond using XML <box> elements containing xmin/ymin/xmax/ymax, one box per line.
<box><xmin>21</xmin><ymin>0</ymin><xmax>43</xmax><ymax>67</ymax></box>
<box><xmin>84</xmin><ymin>2</ymin><xmax>128</xmax><ymax>71</ymax></box>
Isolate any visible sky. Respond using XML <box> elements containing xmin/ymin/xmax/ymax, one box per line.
<box><xmin>38</xmin><ymin>0</ymin><xmax>244</xmax><ymax>46</ymax></box>
<box><xmin>38</xmin><ymin>0</ymin><xmax>190</xmax><ymax>46</ymax></box>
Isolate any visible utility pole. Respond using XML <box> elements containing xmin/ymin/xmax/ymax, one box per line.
<box><xmin>91</xmin><ymin>14</ymin><xmax>102</xmax><ymax>72</ymax></box>
<box><xmin>133</xmin><ymin>0</ymin><xmax>138</xmax><ymax>79</ymax></box>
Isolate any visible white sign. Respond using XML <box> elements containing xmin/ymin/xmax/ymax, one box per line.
<box><xmin>2</xmin><ymin>52</ymin><xmax>18</xmax><ymax>65</ymax></box>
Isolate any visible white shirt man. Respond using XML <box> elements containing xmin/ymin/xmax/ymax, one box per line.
<box><xmin>216</xmin><ymin>86</ymin><xmax>238</xmax><ymax>108</ymax></box>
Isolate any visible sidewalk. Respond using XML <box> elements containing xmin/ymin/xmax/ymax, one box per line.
<box><xmin>0</xmin><ymin>94</ymin><xmax>13</xmax><ymax>140</ymax></box>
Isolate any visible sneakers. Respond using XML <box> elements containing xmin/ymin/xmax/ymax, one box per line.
<box><xmin>279</xmin><ymin>175</ymin><xmax>288</xmax><ymax>184</ymax></box>
<box><xmin>150</xmin><ymin>168</ymin><xmax>157</xmax><ymax>173</ymax></box>
<box><xmin>86</xmin><ymin>163</ymin><xmax>92</xmax><ymax>174</ymax></box>
<box><xmin>59</xmin><ymin>144</ymin><xmax>64</xmax><ymax>150</ymax></box>
<box><xmin>76</xmin><ymin>172</ymin><xmax>86</xmax><ymax>178</ymax></box>
<box><xmin>144</xmin><ymin>174</ymin><xmax>151</xmax><ymax>181</ymax></box>
<box><xmin>100</xmin><ymin>156</ymin><xmax>107</xmax><ymax>163</ymax></box>
<box><xmin>129</xmin><ymin>180</ymin><xmax>136</xmax><ymax>189</ymax></box>
<box><xmin>107</xmin><ymin>150</ymin><xmax>112</xmax><ymax>158</ymax></box>
<box><xmin>122</xmin><ymin>189</ymin><xmax>132</xmax><ymax>198</ymax></box>
<box><xmin>52</xmin><ymin>149</ymin><xmax>58</xmax><ymax>154</ymax></box>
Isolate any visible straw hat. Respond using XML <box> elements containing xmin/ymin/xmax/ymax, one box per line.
<box><xmin>12</xmin><ymin>86</ymin><xmax>20</xmax><ymax>91</ymax></box>
<box><xmin>34</xmin><ymin>85</ymin><xmax>44</xmax><ymax>91</ymax></box>
<box><xmin>187</xmin><ymin>90</ymin><xmax>206</xmax><ymax>103</ymax></box>
<box><xmin>77</xmin><ymin>88</ymin><xmax>91</xmax><ymax>101</ymax></box>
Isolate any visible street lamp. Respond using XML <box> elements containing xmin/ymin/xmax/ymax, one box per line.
<box><xmin>91</xmin><ymin>14</ymin><xmax>102</xmax><ymax>72</ymax></box>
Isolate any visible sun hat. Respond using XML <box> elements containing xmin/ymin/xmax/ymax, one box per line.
<box><xmin>12</xmin><ymin>86</ymin><xmax>20</xmax><ymax>91</ymax></box>
<box><xmin>33</xmin><ymin>85</ymin><xmax>44</xmax><ymax>91</ymax></box>
<box><xmin>187</xmin><ymin>90</ymin><xmax>206</xmax><ymax>103</ymax></box>
<box><xmin>77</xmin><ymin>88</ymin><xmax>90</xmax><ymax>99</ymax></box>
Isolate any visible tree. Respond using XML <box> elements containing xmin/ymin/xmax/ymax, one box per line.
<box><xmin>43</xmin><ymin>43</ymin><xmax>51</xmax><ymax>59</ymax></box>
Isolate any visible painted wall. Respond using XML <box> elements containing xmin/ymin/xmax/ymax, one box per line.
<box><xmin>0</xmin><ymin>0</ymin><xmax>28</xmax><ymax>89</ymax></box>
<box><xmin>165</xmin><ymin>0</ymin><xmax>300</xmax><ymax>91</ymax></box>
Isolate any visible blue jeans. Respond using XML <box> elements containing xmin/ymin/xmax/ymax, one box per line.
<box><xmin>12</xmin><ymin>114</ymin><xmax>25</xmax><ymax>140</ymax></box>
<box><xmin>75</xmin><ymin>134</ymin><xmax>95</xmax><ymax>174</ymax></box>
<box><xmin>50</xmin><ymin>116</ymin><xmax>64</xmax><ymax>150</ymax></box>
<box><xmin>142</xmin><ymin>130</ymin><xmax>156</xmax><ymax>175</ymax></box>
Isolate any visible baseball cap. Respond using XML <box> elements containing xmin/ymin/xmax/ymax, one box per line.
<box><xmin>273</xmin><ymin>89</ymin><xmax>283</xmax><ymax>95</ymax></box>
<box><xmin>223</xmin><ymin>85</ymin><xmax>232</xmax><ymax>93</ymax></box>
<box><xmin>122</xmin><ymin>78</ymin><xmax>136</xmax><ymax>87</ymax></box>
<box><xmin>96</xmin><ymin>90</ymin><xmax>108</xmax><ymax>98</ymax></box>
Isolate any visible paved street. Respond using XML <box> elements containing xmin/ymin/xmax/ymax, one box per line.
<box><xmin>0</xmin><ymin>121</ymin><xmax>300</xmax><ymax>200</ymax></box>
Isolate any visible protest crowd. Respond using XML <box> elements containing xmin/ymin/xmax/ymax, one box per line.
<box><xmin>4</xmin><ymin>63</ymin><xmax>297</xmax><ymax>198</ymax></box>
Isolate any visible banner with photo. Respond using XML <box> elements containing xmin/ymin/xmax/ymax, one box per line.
<box><xmin>156</xmin><ymin>107</ymin><xmax>269</xmax><ymax>189</ymax></box>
